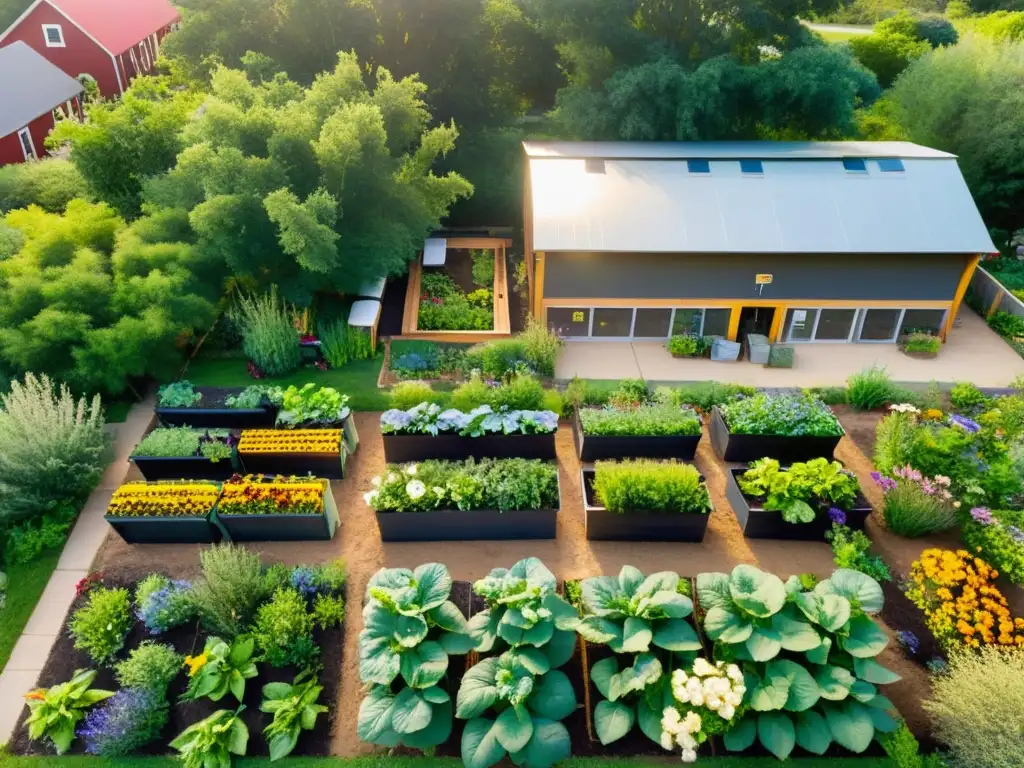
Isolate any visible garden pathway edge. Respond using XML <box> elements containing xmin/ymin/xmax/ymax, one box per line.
<box><xmin>0</xmin><ymin>397</ymin><xmax>155</xmax><ymax>745</ymax></box>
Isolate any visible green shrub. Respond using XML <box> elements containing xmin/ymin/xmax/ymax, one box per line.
<box><xmin>519</xmin><ymin>316</ymin><xmax>561</xmax><ymax>377</ymax></box>
<box><xmin>312</xmin><ymin>593</ymin><xmax>345</xmax><ymax>630</ymax></box>
<box><xmin>873</xmin><ymin>411</ymin><xmax>914</xmax><ymax>475</ymax></box>
<box><xmin>721</xmin><ymin>392</ymin><xmax>844</xmax><ymax>437</ymax></box>
<box><xmin>878</xmin><ymin>474</ymin><xmax>958</xmax><ymax>538</ymax></box>
<box><xmin>847</xmin><ymin>366</ymin><xmax>896</xmax><ymax>410</ymax></box>
<box><xmin>988</xmin><ymin>310</ymin><xmax>1024</xmax><ymax>339</ymax></box>
<box><xmin>133</xmin><ymin>427</ymin><xmax>200</xmax><ymax>458</ymax></box>
<box><xmin>318</xmin><ymin>319</ymin><xmax>375</xmax><ymax>368</ymax></box>
<box><xmin>882</xmin><ymin>723</ymin><xmax>945</xmax><ymax>768</ymax></box>
<box><xmin>849</xmin><ymin>13</ymin><xmax>931</xmax><ymax>87</ymax></box>
<box><xmin>950</xmin><ymin>381</ymin><xmax>989</xmax><ymax>412</ymax></box>
<box><xmin>806</xmin><ymin>386</ymin><xmax>848</xmax><ymax>405</ymax></box>
<box><xmin>190</xmin><ymin>544</ymin><xmax>268</xmax><ymax>637</ymax></box>
<box><xmin>664</xmin><ymin>381</ymin><xmax>755</xmax><ymax>412</ymax></box>
<box><xmin>592</xmin><ymin>459</ymin><xmax>711</xmax><ymax>515</ymax></box>
<box><xmin>580</xmin><ymin>403</ymin><xmax>701</xmax><ymax>437</ymax></box>
<box><xmin>667</xmin><ymin>333</ymin><xmax>705</xmax><ymax>357</ymax></box>
<box><xmin>924</xmin><ymin>646</ymin><xmax>1024</xmax><ymax>768</ymax></box>
<box><xmin>899</xmin><ymin>332</ymin><xmax>940</xmax><ymax>356</ymax></box>
<box><xmin>231</xmin><ymin>287</ymin><xmax>300</xmax><ymax>376</ymax></box>
<box><xmin>252</xmin><ymin>588</ymin><xmax>317</xmax><ymax>668</ymax></box>
<box><xmin>608</xmin><ymin>378</ymin><xmax>650</xmax><ymax>407</ymax></box>
<box><xmin>963</xmin><ymin>509</ymin><xmax>1024</xmax><ymax>585</ymax></box>
<box><xmin>449</xmin><ymin>376</ymin><xmax>492</xmax><ymax>411</ymax></box>
<box><xmin>462</xmin><ymin>337</ymin><xmax>527</xmax><ymax>377</ymax></box>
<box><xmin>0</xmin><ymin>158</ymin><xmax>89</xmax><ymax>213</ymax></box>
<box><xmin>541</xmin><ymin>388</ymin><xmax>563</xmax><ymax>417</ymax></box>
<box><xmin>158</xmin><ymin>381</ymin><xmax>201</xmax><ymax>407</ymax></box>
<box><xmin>2</xmin><ymin>503</ymin><xmax>75</xmax><ymax>565</ymax></box>
<box><xmin>115</xmin><ymin>642</ymin><xmax>183</xmax><ymax>693</ymax></box>
<box><xmin>70</xmin><ymin>587</ymin><xmax>133</xmax><ymax>664</ymax></box>
<box><xmin>389</xmin><ymin>380</ymin><xmax>442</xmax><ymax>410</ymax></box>
<box><xmin>471</xmin><ymin>248</ymin><xmax>495</xmax><ymax>287</ymax></box>
<box><xmin>825</xmin><ymin>523</ymin><xmax>892</xmax><ymax>582</ymax></box>
<box><xmin>490</xmin><ymin>373</ymin><xmax>545</xmax><ymax>410</ymax></box>
<box><xmin>562</xmin><ymin>376</ymin><xmax>615</xmax><ymax>415</ymax></box>
<box><xmin>920</xmin><ymin>381</ymin><xmax>944</xmax><ymax>411</ymax></box>
<box><xmin>914</xmin><ymin>15</ymin><xmax>958</xmax><ymax>47</ymax></box>
<box><xmin>0</xmin><ymin>373</ymin><xmax>107</xmax><ymax>527</ymax></box>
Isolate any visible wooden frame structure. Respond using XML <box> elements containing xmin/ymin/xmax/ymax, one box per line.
<box><xmin>399</xmin><ymin>237</ymin><xmax>513</xmax><ymax>342</ymax></box>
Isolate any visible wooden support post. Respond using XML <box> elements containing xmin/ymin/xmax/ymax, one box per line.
<box><xmin>727</xmin><ymin>306</ymin><xmax>741</xmax><ymax>342</ymax></box>
<box><xmin>768</xmin><ymin>305</ymin><xmax>786</xmax><ymax>343</ymax></box>
<box><xmin>988</xmin><ymin>287</ymin><xmax>1006</xmax><ymax>318</ymax></box>
<box><xmin>532</xmin><ymin>252</ymin><xmax>545</xmax><ymax>319</ymax></box>
<box><xmin>943</xmin><ymin>254</ymin><xmax>982</xmax><ymax>341</ymax></box>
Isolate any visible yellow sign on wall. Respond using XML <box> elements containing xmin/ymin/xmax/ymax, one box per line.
<box><xmin>572</xmin><ymin>311</ymin><xmax>585</xmax><ymax>322</ymax></box>
<box><xmin>755</xmin><ymin>274</ymin><xmax>773</xmax><ymax>285</ymax></box>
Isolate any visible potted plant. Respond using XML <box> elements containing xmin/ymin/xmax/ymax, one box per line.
<box><xmin>129</xmin><ymin>427</ymin><xmax>237</xmax><ymax>481</ymax></box>
<box><xmin>238</xmin><ymin>429</ymin><xmax>346</xmax><ymax>478</ymax></box>
<box><xmin>273</xmin><ymin>384</ymin><xmax>359</xmax><ymax>454</ymax></box>
<box><xmin>581</xmin><ymin>459</ymin><xmax>712</xmax><ymax>541</ymax></box>
<box><xmin>215</xmin><ymin>475</ymin><xmax>339</xmax><ymax>541</ymax></box>
<box><xmin>898</xmin><ymin>332</ymin><xmax>940</xmax><ymax>359</ymax></box>
<box><xmin>155</xmin><ymin>382</ymin><xmax>278</xmax><ymax>429</ymax></box>
<box><xmin>725</xmin><ymin>457</ymin><xmax>872</xmax><ymax>540</ymax></box>
<box><xmin>573</xmin><ymin>403</ymin><xmax>702</xmax><ymax>461</ymax></box>
<box><xmin>380</xmin><ymin>402</ymin><xmax>558</xmax><ymax>462</ymax></box>
<box><xmin>104</xmin><ymin>481</ymin><xmax>221</xmax><ymax>543</ymax></box>
<box><xmin>710</xmin><ymin>392</ymin><xmax>844</xmax><ymax>462</ymax></box>
<box><xmin>666</xmin><ymin>333</ymin><xmax>711</xmax><ymax>359</ymax></box>
<box><xmin>366</xmin><ymin>458</ymin><xmax>560</xmax><ymax>541</ymax></box>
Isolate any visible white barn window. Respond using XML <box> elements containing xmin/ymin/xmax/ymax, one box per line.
<box><xmin>42</xmin><ymin>24</ymin><xmax>64</xmax><ymax>47</ymax></box>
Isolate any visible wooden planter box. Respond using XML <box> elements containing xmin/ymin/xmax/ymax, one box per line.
<box><xmin>239</xmin><ymin>450</ymin><xmax>346</xmax><ymax>479</ymax></box>
<box><xmin>572</xmin><ymin>409</ymin><xmax>701</xmax><ymax>462</ymax></box>
<box><xmin>130</xmin><ymin>455</ymin><xmax>237</xmax><ymax>481</ymax></box>
<box><xmin>376</xmin><ymin>476</ymin><xmax>560</xmax><ymax>542</ymax></box>
<box><xmin>216</xmin><ymin>491</ymin><xmax>340</xmax><ymax>542</ymax></box>
<box><xmin>725</xmin><ymin>468</ymin><xmax>872</xmax><ymax>541</ymax></box>
<box><xmin>381</xmin><ymin>431</ymin><xmax>556</xmax><ymax>463</ymax></box>
<box><xmin>581</xmin><ymin>468</ymin><xmax>710</xmax><ymax>542</ymax></box>
<box><xmin>156</xmin><ymin>405</ymin><xmax>278</xmax><ymax>429</ymax></box>
<box><xmin>709</xmin><ymin>406</ymin><xmax>842</xmax><ymax>463</ymax></box>
<box><xmin>104</xmin><ymin>513</ymin><xmax>219</xmax><ymax>544</ymax></box>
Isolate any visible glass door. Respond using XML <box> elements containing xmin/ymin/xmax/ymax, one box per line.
<box><xmin>856</xmin><ymin>309</ymin><xmax>903</xmax><ymax>342</ymax></box>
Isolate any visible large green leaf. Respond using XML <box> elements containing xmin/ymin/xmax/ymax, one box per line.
<box><xmin>594</xmin><ymin>700</ymin><xmax>634</xmax><ymax>745</ymax></box>
<box><xmin>590</xmin><ymin>657</ymin><xmax>618</xmax><ymax>699</ymax></box>
<box><xmin>608</xmin><ymin>653</ymin><xmax>662</xmax><ymax>702</ymax></box>
<box><xmin>542</xmin><ymin>593</ymin><xmax>581</xmax><ymax>631</ymax></box>
<box><xmin>402</xmin><ymin>700</ymin><xmax>453</xmax><ymax>750</ymax></box>
<box><xmin>462</xmin><ymin>718</ymin><xmax>507</xmax><ymax>768</ymax></box>
<box><xmin>268</xmin><ymin>730</ymin><xmax>299</xmax><ymax>762</ymax></box>
<box><xmin>395</xmin><ymin>614</ymin><xmax>429</xmax><ymax>648</ymax></box>
<box><xmin>730</xmin><ymin>565</ymin><xmax>787</xmax><ymax>618</ymax></box>
<box><xmin>439</xmin><ymin>630</ymin><xmax>477</xmax><ymax>655</ymax></box>
<box><xmin>794</xmin><ymin>710</ymin><xmax>831</xmax><ymax>755</ymax></box>
<box><xmin>392</xmin><ymin>688</ymin><xmax>432</xmax><ymax>734</ymax></box>
<box><xmin>819</xmin><ymin>570</ymin><xmax>884</xmax><ymax>615</ymax></box>
<box><xmin>400</xmin><ymin>641</ymin><xmax>448</xmax><ymax>688</ymax></box>
<box><xmin>520</xmin><ymin>620</ymin><xmax>555</xmax><ymax>648</ymax></box>
<box><xmin>796</xmin><ymin>592</ymin><xmax>852</xmax><ymax>633</ymax></box>
<box><xmin>369</xmin><ymin>567</ymin><xmax>414</xmax><ymax>591</ymax></box>
<box><xmin>772</xmin><ymin>609</ymin><xmax>821</xmax><ymax>652</ymax></box>
<box><xmin>359</xmin><ymin>636</ymin><xmax>401</xmax><ymax>685</ymax></box>
<box><xmin>646</xmin><ymin>590</ymin><xmax>692</xmax><ymax>619</ymax></box>
<box><xmin>509</xmin><ymin>718</ymin><xmax>570</xmax><ymax>768</ymax></box>
<box><xmin>723</xmin><ymin>714</ymin><xmax>757</xmax><ymax>751</ymax></box>
<box><xmin>696</xmin><ymin>572</ymin><xmax>731</xmax><ymax>610</ymax></box>
<box><xmin>541</xmin><ymin>629</ymin><xmax>577</xmax><ymax>669</ymax></box>
<box><xmin>814</xmin><ymin>665</ymin><xmax>855</xmax><ymax>701</ymax></box>
<box><xmin>617</xmin><ymin>565</ymin><xmax>645</xmax><ymax>596</ymax></box>
<box><xmin>767</xmin><ymin>659</ymin><xmax>820</xmax><ymax>712</ymax></box>
<box><xmin>414</xmin><ymin>563</ymin><xmax>452</xmax><ymax>611</ymax></box>
<box><xmin>652</xmin><ymin>618</ymin><xmax>702</xmax><ymax>652</ymax></box>
<box><xmin>867</xmin><ymin>705</ymin><xmax>900</xmax><ymax>733</ymax></box>
<box><xmin>745</xmin><ymin>625</ymin><xmax>783</xmax><ymax>662</ymax></box>
<box><xmin>429</xmin><ymin>601</ymin><xmax>469</xmax><ymax>633</ymax></box>
<box><xmin>757</xmin><ymin>711</ymin><xmax>796</xmax><ymax>760</ymax></box>
<box><xmin>620</xmin><ymin>616</ymin><xmax>653</xmax><ymax>653</ymax></box>
<box><xmin>422</xmin><ymin>686</ymin><xmax>450</xmax><ymax>704</ymax></box>
<box><xmin>494</xmin><ymin>705</ymin><xmax>534</xmax><ymax>753</ymax></box>
<box><xmin>529</xmin><ymin>670</ymin><xmax>576</xmax><ymax>721</ymax></box>
<box><xmin>578</xmin><ymin>617</ymin><xmax>622</xmax><ymax>645</ymax></box>
<box><xmin>456</xmin><ymin>658</ymin><xmax>500</xmax><ymax>719</ymax></box>
<box><xmin>849</xmin><ymin>680</ymin><xmax>876</xmax><ymax>703</ymax></box>
<box><xmin>853</xmin><ymin>657</ymin><xmax>901</xmax><ymax>685</ymax></box>
<box><xmin>637</xmin><ymin>698</ymin><xmax>664</xmax><ymax>745</ymax></box>
<box><xmin>635</xmin><ymin>571</ymin><xmax>679</xmax><ymax>599</ymax></box>
<box><xmin>357</xmin><ymin>686</ymin><xmax>395</xmax><ymax>742</ymax></box>
<box><xmin>516</xmin><ymin>647</ymin><xmax>551</xmax><ymax>676</ymax></box>
<box><xmin>362</xmin><ymin>603</ymin><xmax>398</xmax><ymax>639</ymax></box>
<box><xmin>703</xmin><ymin>606</ymin><xmax>753</xmax><ymax>643</ymax></box>
<box><xmin>805</xmin><ymin>636</ymin><xmax>832</xmax><ymax>665</ymax></box>
<box><xmin>841</xmin><ymin>615</ymin><xmax>889</xmax><ymax>658</ymax></box>
<box><xmin>748</xmin><ymin>669</ymin><xmax>791</xmax><ymax>712</ymax></box>
<box><xmin>581</xmin><ymin>577</ymin><xmax>625</xmax><ymax>618</ymax></box>
<box><xmin>778</xmin><ymin>498</ymin><xmax>816</xmax><ymax>524</ymax></box>
<box><xmin>824</xmin><ymin>700</ymin><xmax>875</xmax><ymax>753</ymax></box>
<box><xmin>468</xmin><ymin>610</ymin><xmax>500</xmax><ymax>652</ymax></box>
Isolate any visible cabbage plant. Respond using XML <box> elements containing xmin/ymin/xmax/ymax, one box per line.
<box><xmin>456</xmin><ymin>648</ymin><xmax>576</xmax><ymax>768</ymax></box>
<box><xmin>357</xmin><ymin>564</ymin><xmax>475</xmax><ymax>750</ymax></box>
<box><xmin>698</xmin><ymin>565</ymin><xmax>900</xmax><ymax>759</ymax></box>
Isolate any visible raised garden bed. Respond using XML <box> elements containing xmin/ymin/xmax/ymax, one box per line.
<box><xmin>129</xmin><ymin>427</ymin><xmax>238</xmax><ymax>482</ymax></box>
<box><xmin>581</xmin><ymin>468</ymin><xmax>709</xmax><ymax>542</ymax></box>
<box><xmin>709</xmin><ymin>405</ymin><xmax>842</xmax><ymax>463</ymax></box>
<box><xmin>572</xmin><ymin>408</ymin><xmax>701</xmax><ymax>462</ymax></box>
<box><xmin>215</xmin><ymin>476</ymin><xmax>340</xmax><ymax>542</ymax></box>
<box><xmin>130</xmin><ymin>456</ymin><xmax>237</xmax><ymax>482</ymax></box>
<box><xmin>724</xmin><ymin>467</ymin><xmax>871</xmax><ymax>541</ymax></box>
<box><xmin>238</xmin><ymin>429</ymin><xmax>347</xmax><ymax>479</ymax></box>
<box><xmin>382</xmin><ymin>431</ymin><xmax>556</xmax><ymax>463</ymax></box>
<box><xmin>104</xmin><ymin>482</ymin><xmax>222</xmax><ymax>544</ymax></box>
<box><xmin>156</xmin><ymin>386</ymin><xmax>278</xmax><ymax>429</ymax></box>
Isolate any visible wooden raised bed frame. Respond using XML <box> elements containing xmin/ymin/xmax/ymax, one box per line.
<box><xmin>572</xmin><ymin>408</ymin><xmax>701</xmax><ymax>462</ymax></box>
<box><xmin>382</xmin><ymin>431</ymin><xmax>556</xmax><ymax>463</ymax></box>
<box><xmin>708</xmin><ymin>406</ymin><xmax>843</xmax><ymax>463</ymax></box>
<box><xmin>216</xmin><ymin>489</ymin><xmax>341</xmax><ymax>542</ymax></box>
<box><xmin>580</xmin><ymin>468</ymin><xmax>710</xmax><ymax>542</ymax></box>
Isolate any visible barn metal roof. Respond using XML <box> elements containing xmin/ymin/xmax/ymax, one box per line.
<box><xmin>526</xmin><ymin>142</ymin><xmax>996</xmax><ymax>255</ymax></box>
<box><xmin>0</xmin><ymin>42</ymin><xmax>83</xmax><ymax>138</ymax></box>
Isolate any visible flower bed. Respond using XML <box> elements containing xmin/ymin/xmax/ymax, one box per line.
<box><xmin>104</xmin><ymin>482</ymin><xmax>222</xmax><ymax>544</ymax></box>
<box><xmin>380</xmin><ymin>402</ymin><xmax>558</xmax><ymax>462</ymax></box>
<box><xmin>963</xmin><ymin>507</ymin><xmax>1024</xmax><ymax>585</ymax></box>
<box><xmin>582</xmin><ymin>460</ymin><xmax>711</xmax><ymax>542</ymax></box>
<box><xmin>710</xmin><ymin>393</ymin><xmax>844</xmax><ymax>462</ymax></box>
<box><xmin>216</xmin><ymin>475</ymin><xmax>339</xmax><ymax>542</ymax></box>
<box><xmin>366</xmin><ymin>459</ymin><xmax>560</xmax><ymax>541</ymax></box>
<box><xmin>573</xmin><ymin>404</ymin><xmax>702</xmax><ymax>461</ymax></box>
<box><xmin>155</xmin><ymin>382</ymin><xmax>278</xmax><ymax>429</ymax></box>
<box><xmin>129</xmin><ymin>427</ymin><xmax>237</xmax><ymax>481</ymax></box>
<box><xmin>417</xmin><ymin>271</ymin><xmax>493</xmax><ymax>330</ymax></box>
<box><xmin>725</xmin><ymin>458</ymin><xmax>871</xmax><ymax>541</ymax></box>
<box><xmin>238</xmin><ymin>429</ymin><xmax>346</xmax><ymax>479</ymax></box>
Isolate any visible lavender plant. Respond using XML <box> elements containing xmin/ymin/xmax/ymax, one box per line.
<box><xmin>135</xmin><ymin>574</ymin><xmax>195</xmax><ymax>634</ymax></box>
<box><xmin>78</xmin><ymin>687</ymin><xmax>168</xmax><ymax>756</ymax></box>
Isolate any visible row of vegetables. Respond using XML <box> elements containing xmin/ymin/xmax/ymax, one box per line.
<box><xmin>359</xmin><ymin>558</ymin><xmax>900</xmax><ymax>766</ymax></box>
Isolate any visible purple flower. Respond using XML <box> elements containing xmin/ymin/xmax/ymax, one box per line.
<box><xmin>136</xmin><ymin>579</ymin><xmax>192</xmax><ymax>634</ymax></box>
<box><xmin>78</xmin><ymin>687</ymin><xmax>167</xmax><ymax>756</ymax></box>
<box><xmin>970</xmin><ymin>507</ymin><xmax>993</xmax><ymax>525</ymax></box>
<box><xmin>949</xmin><ymin>414</ymin><xmax>981</xmax><ymax>433</ymax></box>
<box><xmin>828</xmin><ymin>507</ymin><xmax>847</xmax><ymax>525</ymax></box>
<box><xmin>290</xmin><ymin>566</ymin><xmax>318</xmax><ymax>596</ymax></box>
<box><xmin>872</xmin><ymin>472</ymin><xmax>897</xmax><ymax>493</ymax></box>
<box><xmin>897</xmin><ymin>630</ymin><xmax>921</xmax><ymax>656</ymax></box>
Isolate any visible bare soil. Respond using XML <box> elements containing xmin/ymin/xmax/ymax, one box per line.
<box><xmin>833</xmin><ymin>405</ymin><xmax>884</xmax><ymax>461</ymax></box>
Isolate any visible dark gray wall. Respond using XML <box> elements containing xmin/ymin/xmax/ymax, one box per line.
<box><xmin>543</xmin><ymin>252</ymin><xmax>969</xmax><ymax>301</ymax></box>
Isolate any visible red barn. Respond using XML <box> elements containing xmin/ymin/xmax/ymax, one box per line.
<box><xmin>0</xmin><ymin>0</ymin><xmax>180</xmax><ymax>98</ymax></box>
<box><xmin>0</xmin><ymin>41</ymin><xmax>83</xmax><ymax>166</ymax></box>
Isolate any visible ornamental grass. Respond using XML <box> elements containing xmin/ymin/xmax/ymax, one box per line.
<box><xmin>218</xmin><ymin>474</ymin><xmax>326</xmax><ymax>517</ymax></box>
<box><xmin>107</xmin><ymin>482</ymin><xmax>220</xmax><ymax>518</ymax></box>
<box><xmin>237</xmin><ymin>429</ymin><xmax>341</xmax><ymax>454</ymax></box>
<box><xmin>905</xmin><ymin>548</ymin><xmax>1024</xmax><ymax>651</ymax></box>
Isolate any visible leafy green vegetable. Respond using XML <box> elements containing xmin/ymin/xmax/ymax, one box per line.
<box><xmin>738</xmin><ymin>457</ymin><xmax>860</xmax><ymax>524</ymax></box>
<box><xmin>23</xmin><ymin>669</ymin><xmax>114</xmax><ymax>754</ymax></box>
<box><xmin>170</xmin><ymin>707</ymin><xmax>248</xmax><ymax>768</ymax></box>
<box><xmin>261</xmin><ymin>672</ymin><xmax>329</xmax><ymax>761</ymax></box>
<box><xmin>181</xmin><ymin>636</ymin><xmax>259</xmax><ymax>703</ymax></box>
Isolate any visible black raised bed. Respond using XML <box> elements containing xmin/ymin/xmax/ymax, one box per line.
<box><xmin>104</xmin><ymin>513</ymin><xmax>219</xmax><ymax>544</ymax></box>
<box><xmin>572</xmin><ymin>409</ymin><xmax>701</xmax><ymax>462</ymax></box>
<box><xmin>725</xmin><ymin>467</ymin><xmax>872</xmax><ymax>541</ymax></box>
<box><xmin>708</xmin><ymin>406</ymin><xmax>842</xmax><ymax>463</ymax></box>
<box><xmin>216</xmin><ymin>491</ymin><xmax>340</xmax><ymax>542</ymax></box>
<box><xmin>239</xmin><ymin>450</ymin><xmax>346</xmax><ymax>479</ymax></box>
<box><xmin>130</xmin><ymin>455</ymin><xmax>237</xmax><ymax>481</ymax></box>
<box><xmin>381</xmin><ymin>431</ymin><xmax>556</xmax><ymax>463</ymax></box>
<box><xmin>581</xmin><ymin>468</ymin><xmax>710</xmax><ymax>542</ymax></box>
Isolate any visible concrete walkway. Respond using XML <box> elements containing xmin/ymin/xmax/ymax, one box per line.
<box><xmin>556</xmin><ymin>309</ymin><xmax>1024</xmax><ymax>387</ymax></box>
<box><xmin>0</xmin><ymin>397</ymin><xmax>154</xmax><ymax>745</ymax></box>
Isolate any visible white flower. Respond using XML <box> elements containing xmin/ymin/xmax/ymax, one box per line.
<box><xmin>677</xmin><ymin>732</ymin><xmax>696</xmax><ymax>750</ymax></box>
<box><xmin>888</xmin><ymin>403</ymin><xmax>920</xmax><ymax>414</ymax></box>
<box><xmin>720</xmin><ymin>704</ymin><xmax>735</xmax><ymax>721</ymax></box>
<box><xmin>726</xmin><ymin>664</ymin><xmax>743</xmax><ymax>682</ymax></box>
<box><xmin>662</xmin><ymin>707</ymin><xmax>681</xmax><ymax>729</ymax></box>
<box><xmin>681</xmin><ymin>748</ymin><xmax>697</xmax><ymax>763</ymax></box>
<box><xmin>660</xmin><ymin>731</ymin><xmax>674</xmax><ymax>751</ymax></box>
<box><xmin>406</xmin><ymin>480</ymin><xmax>426</xmax><ymax>499</ymax></box>
<box><xmin>371</xmin><ymin>475</ymin><xmax>381</xmax><ymax>487</ymax></box>
<box><xmin>682</xmin><ymin>711</ymin><xmax>702</xmax><ymax>734</ymax></box>
<box><xmin>387</xmin><ymin>472</ymin><xmax>399</xmax><ymax>483</ymax></box>
<box><xmin>692</xmin><ymin>657</ymin><xmax>715</xmax><ymax>677</ymax></box>
<box><xmin>672</xmin><ymin>669</ymin><xmax>688</xmax><ymax>685</ymax></box>
<box><xmin>363</xmin><ymin>490</ymin><xmax>378</xmax><ymax>506</ymax></box>
<box><xmin>432</xmin><ymin>486</ymin><xmax>446</xmax><ymax>497</ymax></box>
<box><xmin>406</xmin><ymin>464</ymin><xmax>418</xmax><ymax>475</ymax></box>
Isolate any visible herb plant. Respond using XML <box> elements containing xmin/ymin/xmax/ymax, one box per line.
<box><xmin>847</xmin><ymin>367</ymin><xmax>897</xmax><ymax>410</ymax></box>
<box><xmin>170</xmin><ymin>708</ymin><xmax>249</xmax><ymax>768</ymax></box>
<box><xmin>181</xmin><ymin>636</ymin><xmax>259</xmax><ymax>703</ymax></box>
<box><xmin>158</xmin><ymin>381</ymin><xmax>202</xmax><ymax>408</ymax></box>
<box><xmin>135</xmin><ymin>573</ymin><xmax>195</xmax><ymax>634</ymax></box>
<box><xmin>133</xmin><ymin>427</ymin><xmax>201</xmax><ymax>457</ymax></box>
<box><xmin>312</xmin><ymin>593</ymin><xmax>346</xmax><ymax>629</ymax></box>
<box><xmin>738</xmin><ymin>457</ymin><xmax>860</xmax><ymax>523</ymax></box>
<box><xmin>78</xmin><ymin>687</ymin><xmax>168</xmax><ymax>756</ymax></box>
<box><xmin>658</xmin><ymin>381</ymin><xmax>755</xmax><ymax>412</ymax></box>
<box><xmin>252</xmin><ymin>588</ymin><xmax>317</xmax><ymax>668</ymax></box>
<box><xmin>579</xmin><ymin>403</ymin><xmax>701</xmax><ymax>437</ymax></box>
<box><xmin>591</xmin><ymin>460</ymin><xmax>711</xmax><ymax>515</ymax></box>
<box><xmin>115</xmin><ymin>641</ymin><xmax>183</xmax><ymax>693</ymax></box>
<box><xmin>190</xmin><ymin>543</ymin><xmax>268</xmax><ymax>637</ymax></box>
<box><xmin>825</xmin><ymin>524</ymin><xmax>892</xmax><ymax>582</ymax></box>
<box><xmin>23</xmin><ymin>669</ymin><xmax>114</xmax><ymax>754</ymax></box>
<box><xmin>963</xmin><ymin>508</ymin><xmax>1024</xmax><ymax>584</ymax></box>
<box><xmin>274</xmin><ymin>383</ymin><xmax>350</xmax><ymax>426</ymax></box>
<box><xmin>69</xmin><ymin>586</ymin><xmax>133</xmax><ymax>664</ymax></box>
<box><xmin>226</xmin><ymin>385</ymin><xmax>271</xmax><ymax>409</ymax></box>
<box><xmin>261</xmin><ymin>673</ymin><xmax>329</xmax><ymax>761</ymax></box>
<box><xmin>358</xmin><ymin>564</ymin><xmax>475</xmax><ymax>750</ymax></box>
<box><xmin>231</xmin><ymin>287</ymin><xmax>301</xmax><ymax>376</ymax></box>
<box><xmin>720</xmin><ymin>393</ymin><xmax>844</xmax><ymax>437</ymax></box>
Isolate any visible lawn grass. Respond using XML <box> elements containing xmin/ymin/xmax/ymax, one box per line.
<box><xmin>0</xmin><ymin>549</ymin><xmax>62</xmax><ymax>671</ymax></box>
<box><xmin>181</xmin><ymin>354</ymin><xmax>389</xmax><ymax>411</ymax></box>
<box><xmin>814</xmin><ymin>28</ymin><xmax>865</xmax><ymax>42</ymax></box>
<box><xmin>0</xmin><ymin>758</ymin><xmax>896</xmax><ymax>767</ymax></box>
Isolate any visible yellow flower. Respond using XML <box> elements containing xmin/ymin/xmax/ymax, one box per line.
<box><xmin>184</xmin><ymin>652</ymin><xmax>209</xmax><ymax>677</ymax></box>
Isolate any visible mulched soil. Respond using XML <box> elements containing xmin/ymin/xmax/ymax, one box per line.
<box><xmin>181</xmin><ymin>387</ymin><xmax>252</xmax><ymax>410</ymax></box>
<box><xmin>8</xmin><ymin>573</ymin><xmax>343</xmax><ymax>758</ymax></box>
<box><xmin>437</xmin><ymin>249</ymin><xmax>482</xmax><ymax>296</ymax></box>
<box><xmin>832</xmin><ymin>405</ymin><xmax>884</xmax><ymax>461</ymax></box>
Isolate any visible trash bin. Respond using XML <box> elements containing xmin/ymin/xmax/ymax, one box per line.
<box><xmin>746</xmin><ymin>334</ymin><xmax>770</xmax><ymax>364</ymax></box>
<box><xmin>711</xmin><ymin>338</ymin><xmax>741</xmax><ymax>362</ymax></box>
